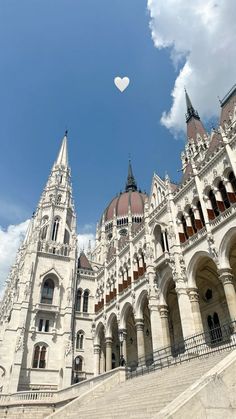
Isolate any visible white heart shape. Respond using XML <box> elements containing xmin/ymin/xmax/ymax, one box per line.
<box><xmin>114</xmin><ymin>76</ymin><xmax>130</xmax><ymax>92</ymax></box>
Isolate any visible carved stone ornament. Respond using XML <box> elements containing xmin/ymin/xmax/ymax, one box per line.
<box><xmin>67</xmin><ymin>288</ymin><xmax>72</xmax><ymax>303</ymax></box>
<box><xmin>65</xmin><ymin>337</ymin><xmax>72</xmax><ymax>356</ymax></box>
<box><xmin>15</xmin><ymin>326</ymin><xmax>25</xmax><ymax>352</ymax></box>
<box><xmin>24</xmin><ymin>283</ymin><xmax>30</xmax><ymax>299</ymax></box>
<box><xmin>207</xmin><ymin>233</ymin><xmax>218</xmax><ymax>261</ymax></box>
<box><xmin>204</xmin><ymin>178</ymin><xmax>208</xmax><ymax>187</ymax></box>
<box><xmin>213</xmin><ymin>169</ymin><xmax>218</xmax><ymax>179</ymax></box>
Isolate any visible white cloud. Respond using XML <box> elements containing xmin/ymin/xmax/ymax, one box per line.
<box><xmin>0</xmin><ymin>220</ymin><xmax>30</xmax><ymax>297</ymax></box>
<box><xmin>0</xmin><ymin>219</ymin><xmax>96</xmax><ymax>298</ymax></box>
<box><xmin>77</xmin><ymin>233</ymin><xmax>95</xmax><ymax>253</ymax></box>
<box><xmin>147</xmin><ymin>0</ymin><xmax>236</xmax><ymax>133</ymax></box>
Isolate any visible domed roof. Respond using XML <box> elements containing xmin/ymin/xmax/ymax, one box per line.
<box><xmin>102</xmin><ymin>161</ymin><xmax>148</xmax><ymax>223</ymax></box>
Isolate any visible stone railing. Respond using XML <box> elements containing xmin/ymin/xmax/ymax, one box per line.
<box><xmin>180</xmin><ymin>227</ymin><xmax>207</xmax><ymax>251</ymax></box>
<box><xmin>210</xmin><ymin>203</ymin><xmax>236</xmax><ymax>229</ymax></box>
<box><xmin>0</xmin><ymin>367</ymin><xmax>126</xmax><ymax>407</ymax></box>
<box><xmin>38</xmin><ymin>240</ymin><xmax>71</xmax><ymax>257</ymax></box>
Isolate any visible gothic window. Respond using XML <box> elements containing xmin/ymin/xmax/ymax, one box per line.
<box><xmin>76</xmin><ymin>331</ymin><xmax>84</xmax><ymax>350</ymax></box>
<box><xmin>64</xmin><ymin>229</ymin><xmax>70</xmax><ymax>245</ymax></box>
<box><xmin>160</xmin><ymin>232</ymin><xmax>165</xmax><ymax>252</ymax></box>
<box><xmin>74</xmin><ymin>356</ymin><xmax>83</xmax><ymax>372</ymax></box>
<box><xmin>208</xmin><ymin>190</ymin><xmax>219</xmax><ymax>218</ymax></box>
<box><xmin>41</xmin><ymin>216</ymin><xmax>49</xmax><ymax>240</ymax></box>
<box><xmin>38</xmin><ymin>319</ymin><xmax>50</xmax><ymax>332</ymax></box>
<box><xmin>164</xmin><ymin>230</ymin><xmax>169</xmax><ymax>252</ymax></box>
<box><xmin>218</xmin><ymin>181</ymin><xmax>230</xmax><ymax>209</ymax></box>
<box><xmin>75</xmin><ymin>289</ymin><xmax>82</xmax><ymax>312</ymax></box>
<box><xmin>41</xmin><ymin>225</ymin><xmax>48</xmax><ymax>240</ymax></box>
<box><xmin>41</xmin><ymin>278</ymin><xmax>54</xmax><ymax>304</ymax></box>
<box><xmin>197</xmin><ymin>201</ymin><xmax>205</xmax><ymax>227</ymax></box>
<box><xmin>83</xmin><ymin>290</ymin><xmax>89</xmax><ymax>313</ymax></box>
<box><xmin>188</xmin><ymin>208</ymin><xmax>197</xmax><ymax>233</ymax></box>
<box><xmin>52</xmin><ymin>217</ymin><xmax>60</xmax><ymax>241</ymax></box>
<box><xmin>181</xmin><ymin>215</ymin><xmax>188</xmax><ymax>240</ymax></box>
<box><xmin>229</xmin><ymin>171</ymin><xmax>236</xmax><ymax>194</ymax></box>
<box><xmin>32</xmin><ymin>344</ymin><xmax>47</xmax><ymax>369</ymax></box>
<box><xmin>56</xmin><ymin>195</ymin><xmax>62</xmax><ymax>204</ymax></box>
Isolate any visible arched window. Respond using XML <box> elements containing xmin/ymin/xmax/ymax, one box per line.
<box><xmin>75</xmin><ymin>289</ymin><xmax>82</xmax><ymax>312</ymax></box>
<box><xmin>41</xmin><ymin>216</ymin><xmax>49</xmax><ymax>240</ymax></box>
<box><xmin>56</xmin><ymin>195</ymin><xmax>62</xmax><ymax>204</ymax></box>
<box><xmin>41</xmin><ymin>278</ymin><xmax>54</xmax><ymax>304</ymax></box>
<box><xmin>74</xmin><ymin>356</ymin><xmax>83</xmax><ymax>372</ymax></box>
<box><xmin>41</xmin><ymin>225</ymin><xmax>48</xmax><ymax>240</ymax></box>
<box><xmin>32</xmin><ymin>344</ymin><xmax>47</xmax><ymax>369</ymax></box>
<box><xmin>218</xmin><ymin>181</ymin><xmax>230</xmax><ymax>209</ymax></box>
<box><xmin>181</xmin><ymin>215</ymin><xmax>189</xmax><ymax>240</ymax></box>
<box><xmin>229</xmin><ymin>171</ymin><xmax>236</xmax><ymax>194</ymax></box>
<box><xmin>52</xmin><ymin>217</ymin><xmax>60</xmax><ymax>241</ymax></box>
<box><xmin>76</xmin><ymin>331</ymin><xmax>84</xmax><ymax>350</ymax></box>
<box><xmin>188</xmin><ymin>208</ymin><xmax>197</xmax><ymax>234</ymax></box>
<box><xmin>64</xmin><ymin>229</ymin><xmax>70</xmax><ymax>245</ymax></box>
<box><xmin>208</xmin><ymin>190</ymin><xmax>219</xmax><ymax>218</ymax></box>
<box><xmin>83</xmin><ymin>290</ymin><xmax>89</xmax><ymax>313</ymax></box>
<box><xmin>197</xmin><ymin>201</ymin><xmax>205</xmax><ymax>227</ymax></box>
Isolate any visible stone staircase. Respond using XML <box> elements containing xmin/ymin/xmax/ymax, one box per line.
<box><xmin>52</xmin><ymin>351</ymin><xmax>230</xmax><ymax>418</ymax></box>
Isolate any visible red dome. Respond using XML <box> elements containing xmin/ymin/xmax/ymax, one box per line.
<box><xmin>103</xmin><ymin>190</ymin><xmax>148</xmax><ymax>223</ymax></box>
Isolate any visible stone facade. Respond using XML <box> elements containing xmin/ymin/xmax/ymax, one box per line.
<box><xmin>1</xmin><ymin>85</ymin><xmax>236</xmax><ymax>393</ymax></box>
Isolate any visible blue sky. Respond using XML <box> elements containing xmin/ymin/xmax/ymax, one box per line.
<box><xmin>0</xmin><ymin>0</ymin><xmax>235</xmax><ymax>233</ymax></box>
<box><xmin>0</xmin><ymin>0</ymin><xmax>182</xmax><ymax>231</ymax></box>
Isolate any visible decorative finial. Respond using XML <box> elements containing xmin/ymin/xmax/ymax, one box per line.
<box><xmin>125</xmin><ymin>160</ymin><xmax>138</xmax><ymax>192</ymax></box>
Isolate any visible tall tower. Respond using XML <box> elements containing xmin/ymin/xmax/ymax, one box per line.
<box><xmin>0</xmin><ymin>133</ymin><xmax>77</xmax><ymax>392</ymax></box>
<box><xmin>185</xmin><ymin>89</ymin><xmax>207</xmax><ymax>142</ymax></box>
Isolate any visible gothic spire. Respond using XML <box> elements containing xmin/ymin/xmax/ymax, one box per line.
<box><xmin>125</xmin><ymin>160</ymin><xmax>137</xmax><ymax>192</ymax></box>
<box><xmin>185</xmin><ymin>89</ymin><xmax>200</xmax><ymax>123</ymax></box>
<box><xmin>55</xmin><ymin>131</ymin><xmax>68</xmax><ymax>167</ymax></box>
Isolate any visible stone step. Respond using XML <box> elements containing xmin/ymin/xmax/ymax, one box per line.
<box><xmin>51</xmin><ymin>351</ymin><xmax>229</xmax><ymax>419</ymax></box>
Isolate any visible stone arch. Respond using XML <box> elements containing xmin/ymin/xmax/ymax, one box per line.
<box><xmin>219</xmin><ymin>227</ymin><xmax>236</xmax><ymax>269</ymax></box>
<box><xmin>94</xmin><ymin>321</ymin><xmax>105</xmax><ymax>345</ymax></box>
<box><xmin>160</xmin><ymin>269</ymin><xmax>175</xmax><ymax>305</ymax></box>
<box><xmin>106</xmin><ymin>312</ymin><xmax>118</xmax><ymax>338</ymax></box>
<box><xmin>135</xmin><ymin>290</ymin><xmax>153</xmax><ymax>362</ymax></box>
<box><xmin>194</xmin><ymin>255</ymin><xmax>231</xmax><ymax>338</ymax></box>
<box><xmin>186</xmin><ymin>250</ymin><xmax>213</xmax><ymax>288</ymax></box>
<box><xmin>120</xmin><ymin>302</ymin><xmax>133</xmax><ymax>329</ymax></box>
<box><xmin>153</xmin><ymin>224</ymin><xmax>165</xmax><ymax>259</ymax></box>
<box><xmin>135</xmin><ymin>289</ymin><xmax>148</xmax><ymax>318</ymax></box>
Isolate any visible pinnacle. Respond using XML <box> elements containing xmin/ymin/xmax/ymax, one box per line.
<box><xmin>55</xmin><ymin>132</ymin><xmax>68</xmax><ymax>167</ymax></box>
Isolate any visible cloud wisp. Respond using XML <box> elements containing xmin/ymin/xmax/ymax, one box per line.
<box><xmin>0</xmin><ymin>219</ymin><xmax>96</xmax><ymax>297</ymax></box>
<box><xmin>0</xmin><ymin>220</ymin><xmax>30</xmax><ymax>297</ymax></box>
<box><xmin>147</xmin><ymin>0</ymin><xmax>236</xmax><ymax>134</ymax></box>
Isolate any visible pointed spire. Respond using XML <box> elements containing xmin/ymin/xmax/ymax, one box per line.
<box><xmin>185</xmin><ymin>89</ymin><xmax>200</xmax><ymax>123</ymax></box>
<box><xmin>55</xmin><ymin>131</ymin><xmax>68</xmax><ymax>167</ymax></box>
<box><xmin>125</xmin><ymin>160</ymin><xmax>137</xmax><ymax>192</ymax></box>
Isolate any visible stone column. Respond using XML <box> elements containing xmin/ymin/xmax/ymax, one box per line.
<box><xmin>119</xmin><ymin>329</ymin><xmax>127</xmax><ymax>362</ymax></box>
<box><xmin>187</xmin><ymin>288</ymin><xmax>204</xmax><ymax>334</ymax></box>
<box><xmin>135</xmin><ymin>319</ymin><xmax>145</xmax><ymax>363</ymax></box>
<box><xmin>176</xmin><ymin>284</ymin><xmax>195</xmax><ymax>339</ymax></box>
<box><xmin>105</xmin><ymin>337</ymin><xmax>113</xmax><ymax>371</ymax></box>
<box><xmin>219</xmin><ymin>269</ymin><xmax>236</xmax><ymax>323</ymax></box>
<box><xmin>94</xmin><ymin>344</ymin><xmax>101</xmax><ymax>376</ymax></box>
<box><xmin>158</xmin><ymin>305</ymin><xmax>171</xmax><ymax>347</ymax></box>
<box><xmin>149</xmin><ymin>297</ymin><xmax>164</xmax><ymax>351</ymax></box>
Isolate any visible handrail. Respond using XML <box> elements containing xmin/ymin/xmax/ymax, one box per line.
<box><xmin>0</xmin><ymin>367</ymin><xmax>125</xmax><ymax>406</ymax></box>
<box><xmin>126</xmin><ymin>320</ymin><xmax>236</xmax><ymax>379</ymax></box>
